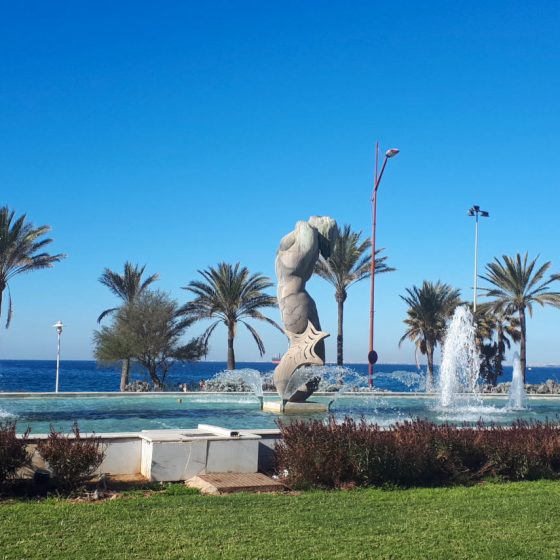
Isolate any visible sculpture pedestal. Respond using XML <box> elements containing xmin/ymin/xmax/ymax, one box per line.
<box><xmin>262</xmin><ymin>401</ymin><xmax>329</xmax><ymax>414</ymax></box>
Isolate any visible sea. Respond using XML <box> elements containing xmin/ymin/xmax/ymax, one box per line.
<box><xmin>0</xmin><ymin>360</ymin><xmax>559</xmax><ymax>393</ymax></box>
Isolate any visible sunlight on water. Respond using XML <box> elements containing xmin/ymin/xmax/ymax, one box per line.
<box><xmin>0</xmin><ymin>408</ymin><xmax>15</xmax><ymax>419</ymax></box>
<box><xmin>375</xmin><ymin>370</ymin><xmax>426</xmax><ymax>391</ymax></box>
<box><xmin>186</xmin><ymin>396</ymin><xmax>259</xmax><ymax>405</ymax></box>
<box><xmin>432</xmin><ymin>404</ymin><xmax>516</xmax><ymax>423</ymax></box>
<box><xmin>0</xmin><ymin>394</ymin><xmax>557</xmax><ymax>434</ymax></box>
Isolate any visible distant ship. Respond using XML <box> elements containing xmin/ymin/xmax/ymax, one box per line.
<box><xmin>272</xmin><ymin>354</ymin><xmax>282</xmax><ymax>364</ymax></box>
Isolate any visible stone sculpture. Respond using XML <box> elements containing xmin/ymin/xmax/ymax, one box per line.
<box><xmin>274</xmin><ymin>216</ymin><xmax>337</xmax><ymax>403</ymax></box>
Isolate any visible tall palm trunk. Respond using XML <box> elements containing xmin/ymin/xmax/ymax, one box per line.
<box><xmin>426</xmin><ymin>340</ymin><xmax>435</xmax><ymax>389</ymax></box>
<box><xmin>519</xmin><ymin>306</ymin><xmax>527</xmax><ymax>382</ymax></box>
<box><xmin>335</xmin><ymin>291</ymin><xmax>346</xmax><ymax>366</ymax></box>
<box><xmin>120</xmin><ymin>358</ymin><xmax>130</xmax><ymax>392</ymax></box>
<box><xmin>496</xmin><ymin>326</ymin><xmax>505</xmax><ymax>377</ymax></box>
<box><xmin>227</xmin><ymin>323</ymin><xmax>236</xmax><ymax>370</ymax></box>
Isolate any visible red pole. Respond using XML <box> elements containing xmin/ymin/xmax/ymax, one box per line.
<box><xmin>369</xmin><ymin>145</ymin><xmax>390</xmax><ymax>388</ymax></box>
<box><xmin>368</xmin><ymin>143</ymin><xmax>379</xmax><ymax>388</ymax></box>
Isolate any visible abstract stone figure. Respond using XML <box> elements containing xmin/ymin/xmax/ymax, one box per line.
<box><xmin>274</xmin><ymin>216</ymin><xmax>337</xmax><ymax>402</ymax></box>
<box><xmin>273</xmin><ymin>320</ymin><xmax>329</xmax><ymax>402</ymax></box>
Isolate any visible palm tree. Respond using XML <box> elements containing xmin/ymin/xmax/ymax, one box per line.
<box><xmin>97</xmin><ymin>262</ymin><xmax>159</xmax><ymax>390</ymax></box>
<box><xmin>479</xmin><ymin>253</ymin><xmax>560</xmax><ymax>381</ymax></box>
<box><xmin>475</xmin><ymin>305</ymin><xmax>521</xmax><ymax>385</ymax></box>
<box><xmin>0</xmin><ymin>206</ymin><xmax>65</xmax><ymax>328</ymax></box>
<box><xmin>399</xmin><ymin>281</ymin><xmax>461</xmax><ymax>387</ymax></box>
<box><xmin>493</xmin><ymin>311</ymin><xmax>521</xmax><ymax>376</ymax></box>
<box><xmin>314</xmin><ymin>225</ymin><xmax>394</xmax><ymax>365</ymax></box>
<box><xmin>471</xmin><ymin>305</ymin><xmax>495</xmax><ymax>348</ymax></box>
<box><xmin>181</xmin><ymin>262</ymin><xmax>283</xmax><ymax>369</ymax></box>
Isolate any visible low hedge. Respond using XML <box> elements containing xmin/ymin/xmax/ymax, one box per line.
<box><xmin>37</xmin><ymin>422</ymin><xmax>106</xmax><ymax>490</ymax></box>
<box><xmin>0</xmin><ymin>420</ymin><xmax>31</xmax><ymax>486</ymax></box>
<box><xmin>1</xmin><ymin>421</ymin><xmax>106</xmax><ymax>493</ymax></box>
<box><xmin>276</xmin><ymin>418</ymin><xmax>560</xmax><ymax>489</ymax></box>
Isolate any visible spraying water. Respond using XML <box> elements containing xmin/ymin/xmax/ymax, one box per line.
<box><xmin>508</xmin><ymin>352</ymin><xmax>528</xmax><ymax>410</ymax></box>
<box><xmin>282</xmin><ymin>366</ymin><xmax>320</xmax><ymax>403</ymax></box>
<box><xmin>206</xmin><ymin>369</ymin><xmax>264</xmax><ymax>397</ymax></box>
<box><xmin>281</xmin><ymin>364</ymin><xmax>372</xmax><ymax>411</ymax></box>
<box><xmin>439</xmin><ymin>306</ymin><xmax>481</xmax><ymax>407</ymax></box>
<box><xmin>235</xmin><ymin>369</ymin><xmax>264</xmax><ymax>398</ymax></box>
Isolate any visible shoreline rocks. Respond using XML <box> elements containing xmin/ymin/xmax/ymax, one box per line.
<box><xmin>482</xmin><ymin>379</ymin><xmax>560</xmax><ymax>395</ymax></box>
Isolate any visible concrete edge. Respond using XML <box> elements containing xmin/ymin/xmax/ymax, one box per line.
<box><xmin>3</xmin><ymin>391</ymin><xmax>560</xmax><ymax>399</ymax></box>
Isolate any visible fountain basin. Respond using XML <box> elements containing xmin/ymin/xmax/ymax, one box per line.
<box><xmin>139</xmin><ymin>425</ymin><xmax>260</xmax><ymax>481</ymax></box>
<box><xmin>262</xmin><ymin>400</ymin><xmax>329</xmax><ymax>414</ymax></box>
<box><xmin>2</xmin><ymin>392</ymin><xmax>560</xmax><ymax>434</ymax></box>
<box><xmin>20</xmin><ymin>424</ymin><xmax>269</xmax><ymax>482</ymax></box>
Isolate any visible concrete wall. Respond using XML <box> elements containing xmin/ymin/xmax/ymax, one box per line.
<box><xmin>240</xmin><ymin>429</ymin><xmax>282</xmax><ymax>474</ymax></box>
<box><xmin>26</xmin><ymin>433</ymin><xmax>142</xmax><ymax>476</ymax></box>
<box><xmin>22</xmin><ymin>427</ymin><xmax>282</xmax><ymax>481</ymax></box>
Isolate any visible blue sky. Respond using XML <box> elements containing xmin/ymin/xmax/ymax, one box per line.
<box><xmin>1</xmin><ymin>1</ymin><xmax>559</xmax><ymax>364</ymax></box>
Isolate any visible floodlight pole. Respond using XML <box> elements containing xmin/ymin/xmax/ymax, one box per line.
<box><xmin>368</xmin><ymin>143</ymin><xmax>399</xmax><ymax>388</ymax></box>
<box><xmin>474</xmin><ymin>213</ymin><xmax>479</xmax><ymax>311</ymax></box>
<box><xmin>468</xmin><ymin>206</ymin><xmax>489</xmax><ymax>312</ymax></box>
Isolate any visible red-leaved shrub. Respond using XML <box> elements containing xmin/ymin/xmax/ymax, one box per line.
<box><xmin>275</xmin><ymin>418</ymin><xmax>560</xmax><ymax>489</ymax></box>
<box><xmin>0</xmin><ymin>420</ymin><xmax>31</xmax><ymax>486</ymax></box>
<box><xmin>37</xmin><ymin>422</ymin><xmax>106</xmax><ymax>490</ymax></box>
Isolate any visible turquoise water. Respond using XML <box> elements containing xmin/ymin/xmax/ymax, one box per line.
<box><xmin>2</xmin><ymin>394</ymin><xmax>560</xmax><ymax>434</ymax></box>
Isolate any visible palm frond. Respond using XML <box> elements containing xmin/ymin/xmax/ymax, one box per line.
<box><xmin>242</xmin><ymin>321</ymin><xmax>266</xmax><ymax>356</ymax></box>
<box><xmin>181</xmin><ymin>262</ymin><xmax>278</xmax><ymax>357</ymax></box>
<box><xmin>97</xmin><ymin>261</ymin><xmax>159</xmax><ymax>322</ymax></box>
<box><xmin>480</xmin><ymin>253</ymin><xmax>560</xmax><ymax>313</ymax></box>
<box><xmin>0</xmin><ymin>206</ymin><xmax>65</xmax><ymax>328</ymax></box>
<box><xmin>399</xmin><ymin>280</ymin><xmax>461</xmax><ymax>351</ymax></box>
<box><xmin>246</xmin><ymin>310</ymin><xmax>285</xmax><ymax>334</ymax></box>
<box><xmin>97</xmin><ymin>307</ymin><xmax>119</xmax><ymax>324</ymax></box>
<box><xmin>314</xmin><ymin>224</ymin><xmax>394</xmax><ymax>294</ymax></box>
<box><xmin>5</xmin><ymin>285</ymin><xmax>12</xmax><ymax>329</ymax></box>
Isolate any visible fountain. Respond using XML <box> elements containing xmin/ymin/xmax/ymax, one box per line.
<box><xmin>439</xmin><ymin>305</ymin><xmax>481</xmax><ymax>408</ymax></box>
<box><xmin>434</xmin><ymin>306</ymin><xmax>531</xmax><ymax>422</ymax></box>
<box><xmin>236</xmin><ymin>369</ymin><xmax>265</xmax><ymax>409</ymax></box>
<box><xmin>508</xmin><ymin>352</ymin><xmax>528</xmax><ymax>410</ymax></box>
<box><xmin>281</xmin><ymin>364</ymin><xmax>363</xmax><ymax>411</ymax></box>
<box><xmin>207</xmin><ymin>369</ymin><xmax>265</xmax><ymax>409</ymax></box>
<box><xmin>283</xmin><ymin>366</ymin><xmax>321</xmax><ymax>403</ymax></box>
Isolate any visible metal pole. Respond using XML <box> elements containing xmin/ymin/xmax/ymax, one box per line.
<box><xmin>368</xmin><ymin>144</ymin><xmax>399</xmax><ymax>388</ymax></box>
<box><xmin>368</xmin><ymin>143</ymin><xmax>379</xmax><ymax>389</ymax></box>
<box><xmin>369</xmin><ymin>190</ymin><xmax>377</xmax><ymax>388</ymax></box>
<box><xmin>473</xmin><ymin>212</ymin><xmax>479</xmax><ymax>312</ymax></box>
<box><xmin>55</xmin><ymin>330</ymin><xmax>61</xmax><ymax>393</ymax></box>
<box><xmin>368</xmin><ymin>146</ymin><xmax>393</xmax><ymax>388</ymax></box>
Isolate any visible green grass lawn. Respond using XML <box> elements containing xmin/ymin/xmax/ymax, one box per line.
<box><xmin>1</xmin><ymin>481</ymin><xmax>560</xmax><ymax>559</ymax></box>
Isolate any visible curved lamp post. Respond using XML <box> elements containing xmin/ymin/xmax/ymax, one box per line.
<box><xmin>467</xmin><ymin>205</ymin><xmax>489</xmax><ymax>312</ymax></box>
<box><xmin>53</xmin><ymin>321</ymin><xmax>64</xmax><ymax>392</ymax></box>
<box><xmin>368</xmin><ymin>143</ymin><xmax>399</xmax><ymax>388</ymax></box>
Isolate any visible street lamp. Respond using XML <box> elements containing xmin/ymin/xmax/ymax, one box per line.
<box><xmin>468</xmin><ymin>205</ymin><xmax>489</xmax><ymax>311</ymax></box>
<box><xmin>53</xmin><ymin>321</ymin><xmax>64</xmax><ymax>392</ymax></box>
<box><xmin>368</xmin><ymin>143</ymin><xmax>399</xmax><ymax>388</ymax></box>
